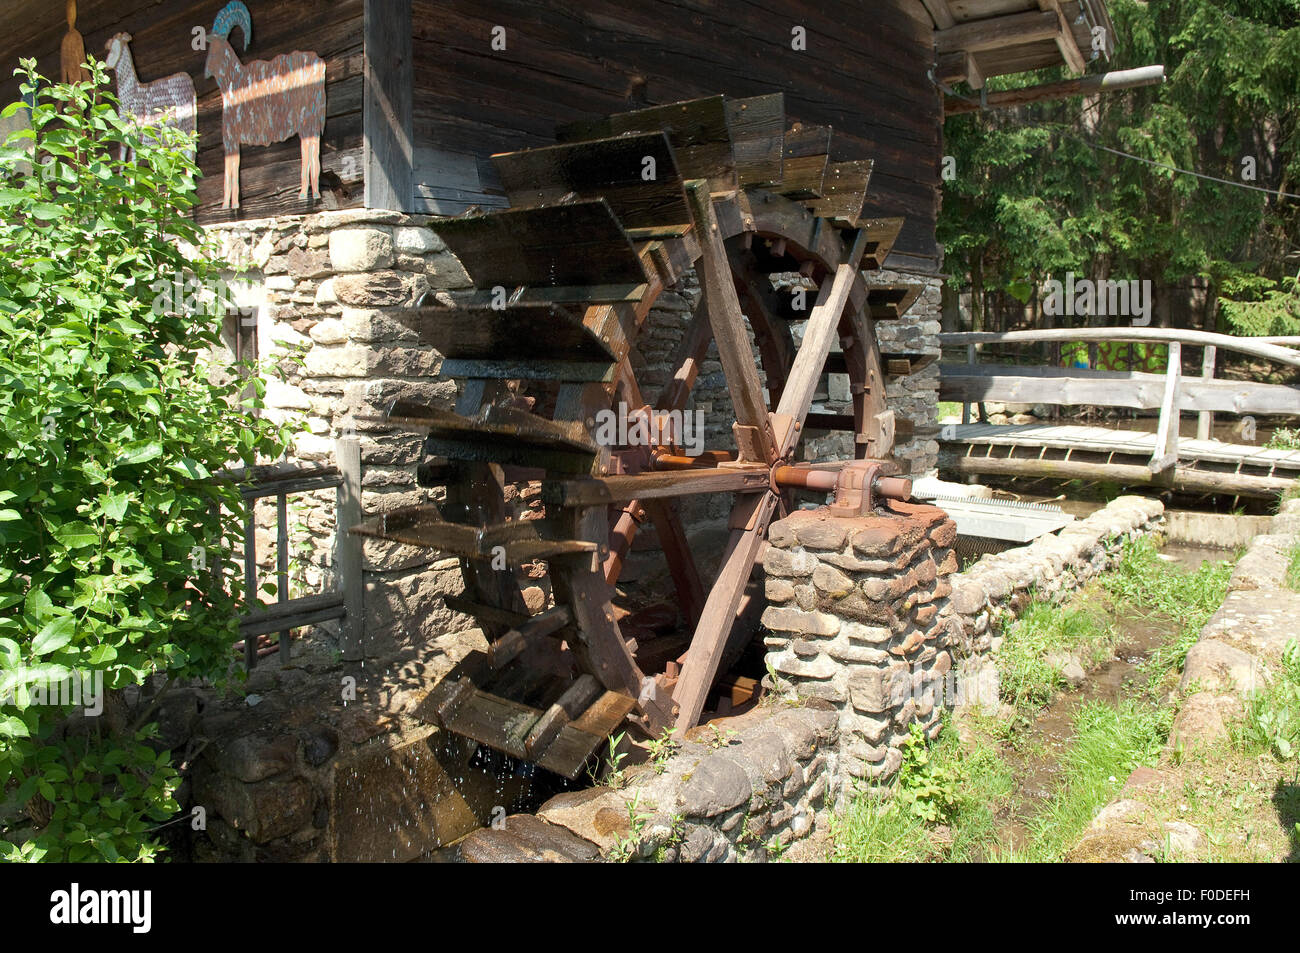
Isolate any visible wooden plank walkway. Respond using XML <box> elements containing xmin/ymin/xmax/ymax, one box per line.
<box><xmin>940</xmin><ymin>423</ymin><xmax>1300</xmax><ymax>497</ymax></box>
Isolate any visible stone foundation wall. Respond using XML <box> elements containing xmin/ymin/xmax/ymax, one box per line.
<box><xmin>456</xmin><ymin>703</ymin><xmax>839</xmax><ymax>863</ymax></box>
<box><xmin>204</xmin><ymin>210</ymin><xmax>492</xmax><ymax>662</ymax></box>
<box><xmin>759</xmin><ymin>500</ymin><xmax>961</xmax><ymax>789</ymax></box>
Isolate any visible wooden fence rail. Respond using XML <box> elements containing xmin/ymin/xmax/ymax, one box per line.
<box><xmin>219</xmin><ymin>437</ymin><xmax>364</xmax><ymax>668</ymax></box>
<box><xmin>938</xmin><ymin>328</ymin><xmax>1300</xmax><ymax>481</ymax></box>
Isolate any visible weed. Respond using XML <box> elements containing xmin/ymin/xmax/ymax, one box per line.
<box><xmin>1241</xmin><ymin>640</ymin><xmax>1300</xmax><ymax>760</ymax></box>
<box><xmin>894</xmin><ymin>723</ymin><xmax>966</xmax><ymax>824</ymax></box>
<box><xmin>1287</xmin><ymin>542</ymin><xmax>1300</xmax><ymax>592</ymax></box>
<box><xmin>589</xmin><ymin>731</ymin><xmax>629</xmax><ymax>788</ymax></box>
<box><xmin>605</xmin><ymin>792</ymin><xmax>654</xmax><ymax>863</ymax></box>
<box><xmin>646</xmin><ymin>728</ymin><xmax>680</xmax><ymax>774</ymax></box>
<box><xmin>704</xmin><ymin>724</ymin><xmax>739</xmax><ymax>749</ymax></box>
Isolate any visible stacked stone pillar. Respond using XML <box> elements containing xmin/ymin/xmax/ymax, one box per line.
<box><xmin>761</xmin><ymin>500</ymin><xmax>960</xmax><ymax>788</ymax></box>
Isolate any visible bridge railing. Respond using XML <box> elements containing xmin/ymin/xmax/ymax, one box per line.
<box><xmin>938</xmin><ymin>328</ymin><xmax>1300</xmax><ymax>475</ymax></box>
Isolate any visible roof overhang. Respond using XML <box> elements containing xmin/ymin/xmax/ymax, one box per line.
<box><xmin>920</xmin><ymin>0</ymin><xmax>1114</xmax><ymax>90</ymax></box>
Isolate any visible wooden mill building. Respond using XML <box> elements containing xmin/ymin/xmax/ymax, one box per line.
<box><xmin>0</xmin><ymin>0</ymin><xmax>1112</xmax><ymax>274</ymax></box>
<box><xmin>1</xmin><ymin>2</ymin><xmax>1118</xmax><ymax>768</ymax></box>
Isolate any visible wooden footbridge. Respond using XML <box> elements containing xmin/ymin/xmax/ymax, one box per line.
<box><xmin>938</xmin><ymin>328</ymin><xmax>1300</xmax><ymax>498</ymax></box>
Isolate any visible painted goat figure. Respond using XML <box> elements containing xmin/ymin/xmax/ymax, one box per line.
<box><xmin>104</xmin><ymin>32</ymin><xmax>197</xmax><ymax>163</ymax></box>
<box><xmin>204</xmin><ymin>2</ymin><xmax>326</xmax><ymax>209</ymax></box>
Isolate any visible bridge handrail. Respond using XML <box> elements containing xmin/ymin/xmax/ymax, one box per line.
<box><xmin>938</xmin><ymin>328</ymin><xmax>1300</xmax><ymax>369</ymax></box>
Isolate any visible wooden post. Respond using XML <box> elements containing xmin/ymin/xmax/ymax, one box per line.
<box><xmin>277</xmin><ymin>492</ymin><xmax>290</xmax><ymax>663</ymax></box>
<box><xmin>336</xmin><ymin>437</ymin><xmax>365</xmax><ymax>661</ymax></box>
<box><xmin>363</xmin><ymin>0</ymin><xmax>413</xmax><ymax>211</ymax></box>
<box><xmin>962</xmin><ymin>342</ymin><xmax>975</xmax><ymax>424</ymax></box>
<box><xmin>685</xmin><ymin>180</ymin><xmax>777</xmax><ymax>463</ymax></box>
<box><xmin>1150</xmin><ymin>342</ymin><xmax>1182</xmax><ymax>474</ymax></box>
<box><xmin>1197</xmin><ymin>345</ymin><xmax>1216</xmax><ymax>442</ymax></box>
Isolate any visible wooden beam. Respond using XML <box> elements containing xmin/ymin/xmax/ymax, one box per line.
<box><xmin>775</xmin><ymin>230</ymin><xmax>870</xmax><ymax>445</ymax></box>
<box><xmin>942</xmin><ymin>454</ymin><xmax>1296</xmax><ymax>500</ymax></box>
<box><xmin>939</xmin><ymin>326</ymin><xmax>1300</xmax><ymax>369</ymax></box>
<box><xmin>1149</xmin><ymin>341</ymin><xmax>1181</xmax><ymax>474</ymax></box>
<box><xmin>1197</xmin><ymin>346</ymin><xmax>1217</xmax><ymax>442</ymax></box>
<box><xmin>936</xmin><ymin>11</ymin><xmax>1060</xmax><ymax>55</ymax></box>
<box><xmin>363</xmin><ymin>0</ymin><xmax>413</xmax><ymax>212</ymax></box>
<box><xmin>936</xmin><ymin>51</ymin><xmax>985</xmax><ymax>91</ymax></box>
<box><xmin>1039</xmin><ymin>0</ymin><xmax>1087</xmax><ymax>75</ymax></box>
<box><xmin>920</xmin><ymin>0</ymin><xmax>955</xmax><ymax>30</ymax></box>
<box><xmin>673</xmin><ymin>492</ymin><xmax>778</xmax><ymax>730</ymax></box>
<box><xmin>685</xmin><ymin>180</ymin><xmax>777</xmax><ymax>463</ymax></box>
<box><xmin>544</xmin><ymin>467</ymin><xmax>772</xmax><ymax>508</ymax></box>
<box><xmin>945</xmin><ymin>65</ymin><xmax>1167</xmax><ymax>116</ymax></box>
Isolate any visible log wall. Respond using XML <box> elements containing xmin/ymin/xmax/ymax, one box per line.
<box><xmin>0</xmin><ymin>0</ymin><xmax>365</xmax><ymax>222</ymax></box>
<box><xmin>410</xmin><ymin>0</ymin><xmax>943</xmax><ymax>270</ymax></box>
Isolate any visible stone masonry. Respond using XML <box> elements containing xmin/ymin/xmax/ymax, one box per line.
<box><xmin>760</xmin><ymin>499</ymin><xmax>960</xmax><ymax>789</ymax></box>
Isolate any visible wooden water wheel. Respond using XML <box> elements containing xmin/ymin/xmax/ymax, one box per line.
<box><xmin>353</xmin><ymin>94</ymin><xmax>918</xmax><ymax>778</ymax></box>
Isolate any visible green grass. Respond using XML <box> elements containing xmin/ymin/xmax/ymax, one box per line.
<box><xmin>1010</xmin><ymin>699</ymin><xmax>1171</xmax><ymax>862</ymax></box>
<box><xmin>1099</xmin><ymin>538</ymin><xmax>1235</xmax><ymax>691</ymax></box>
<box><xmin>937</xmin><ymin>401</ymin><xmax>963</xmax><ymax>420</ymax></box>
<box><xmin>831</xmin><ymin>718</ymin><xmax>1014</xmax><ymax>863</ymax></box>
<box><xmin>831</xmin><ymin>536</ymin><xmax>1240</xmax><ymax>863</ymax></box>
<box><xmin>1287</xmin><ymin>542</ymin><xmax>1300</xmax><ymax>592</ymax></box>
<box><xmin>1266</xmin><ymin>427</ymin><xmax>1300</xmax><ymax>451</ymax></box>
<box><xmin>996</xmin><ymin>599</ymin><xmax>1115</xmax><ymax>714</ymax></box>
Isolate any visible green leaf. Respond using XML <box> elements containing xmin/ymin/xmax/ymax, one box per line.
<box><xmin>31</xmin><ymin>616</ymin><xmax>75</xmax><ymax>656</ymax></box>
<box><xmin>119</xmin><ymin>441</ymin><xmax>162</xmax><ymax>465</ymax></box>
<box><xmin>53</xmin><ymin>521</ymin><xmax>98</xmax><ymax>549</ymax></box>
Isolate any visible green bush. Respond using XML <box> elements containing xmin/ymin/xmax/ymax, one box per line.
<box><xmin>0</xmin><ymin>61</ymin><xmax>288</xmax><ymax>860</ymax></box>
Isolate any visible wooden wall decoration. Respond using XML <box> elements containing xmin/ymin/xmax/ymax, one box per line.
<box><xmin>204</xmin><ymin>1</ymin><xmax>327</xmax><ymax>209</ymax></box>
<box><xmin>60</xmin><ymin>0</ymin><xmax>89</xmax><ymax>84</ymax></box>
<box><xmin>104</xmin><ymin>32</ymin><xmax>198</xmax><ymax>161</ymax></box>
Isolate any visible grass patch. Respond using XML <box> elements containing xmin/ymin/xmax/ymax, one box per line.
<box><xmin>937</xmin><ymin>401</ymin><xmax>963</xmax><ymax>420</ymax></box>
<box><xmin>1286</xmin><ymin>542</ymin><xmax>1300</xmax><ymax>592</ymax></box>
<box><xmin>831</xmin><ymin>718</ymin><xmax>1014</xmax><ymax>863</ymax></box>
<box><xmin>997</xmin><ymin>599</ymin><xmax>1115</xmax><ymax>714</ymax></box>
<box><xmin>1099</xmin><ymin>538</ymin><xmax>1235</xmax><ymax>691</ymax></box>
<box><xmin>1266</xmin><ymin>427</ymin><xmax>1300</xmax><ymax>451</ymax></box>
<box><xmin>1011</xmin><ymin>699</ymin><xmax>1171</xmax><ymax>862</ymax></box>
<box><xmin>1240</xmin><ymin>639</ymin><xmax>1300</xmax><ymax>762</ymax></box>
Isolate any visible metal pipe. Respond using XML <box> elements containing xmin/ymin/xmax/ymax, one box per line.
<box><xmin>772</xmin><ymin>466</ymin><xmax>838</xmax><ymax>492</ymax></box>
<box><xmin>649</xmin><ymin>450</ymin><xmax>734</xmax><ymax>470</ymax></box>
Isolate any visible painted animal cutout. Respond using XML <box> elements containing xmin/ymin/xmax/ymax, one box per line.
<box><xmin>204</xmin><ymin>2</ymin><xmax>327</xmax><ymax>210</ymax></box>
<box><xmin>104</xmin><ymin>32</ymin><xmax>198</xmax><ymax>163</ymax></box>
<box><xmin>61</xmin><ymin>0</ymin><xmax>89</xmax><ymax>84</ymax></box>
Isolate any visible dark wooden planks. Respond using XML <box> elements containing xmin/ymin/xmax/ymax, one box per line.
<box><xmin>859</xmin><ymin>217</ymin><xmax>906</xmax><ymax>270</ymax></box>
<box><xmin>556</xmin><ymin>95</ymin><xmax>736</xmax><ymax>191</ymax></box>
<box><xmin>405</xmin><ymin>304</ymin><xmax>617</xmax><ymax>364</ymax></box>
<box><xmin>403</xmin><ymin>0</ymin><xmax>941</xmax><ymax>265</ymax></box>
<box><xmin>433</xmin><ymin>200</ymin><xmax>648</xmax><ymax>289</ymax></box>
<box><xmin>866</xmin><ymin>283</ymin><xmax>922</xmax><ymax>320</ymax></box>
<box><xmin>780</xmin><ymin>124</ymin><xmax>831</xmax><ymax>199</ymax></box>
<box><xmin>0</xmin><ymin>0</ymin><xmax>367</xmax><ymax>222</ymax></box>
<box><xmin>492</xmin><ymin>132</ymin><xmax>691</xmax><ymax>229</ymax></box>
<box><xmin>363</xmin><ymin>0</ymin><xmax>414</xmax><ymax>211</ymax></box>
<box><xmin>806</xmin><ymin>159</ymin><xmax>873</xmax><ymax>227</ymax></box>
<box><xmin>726</xmin><ymin>93</ymin><xmax>784</xmax><ymax>187</ymax></box>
